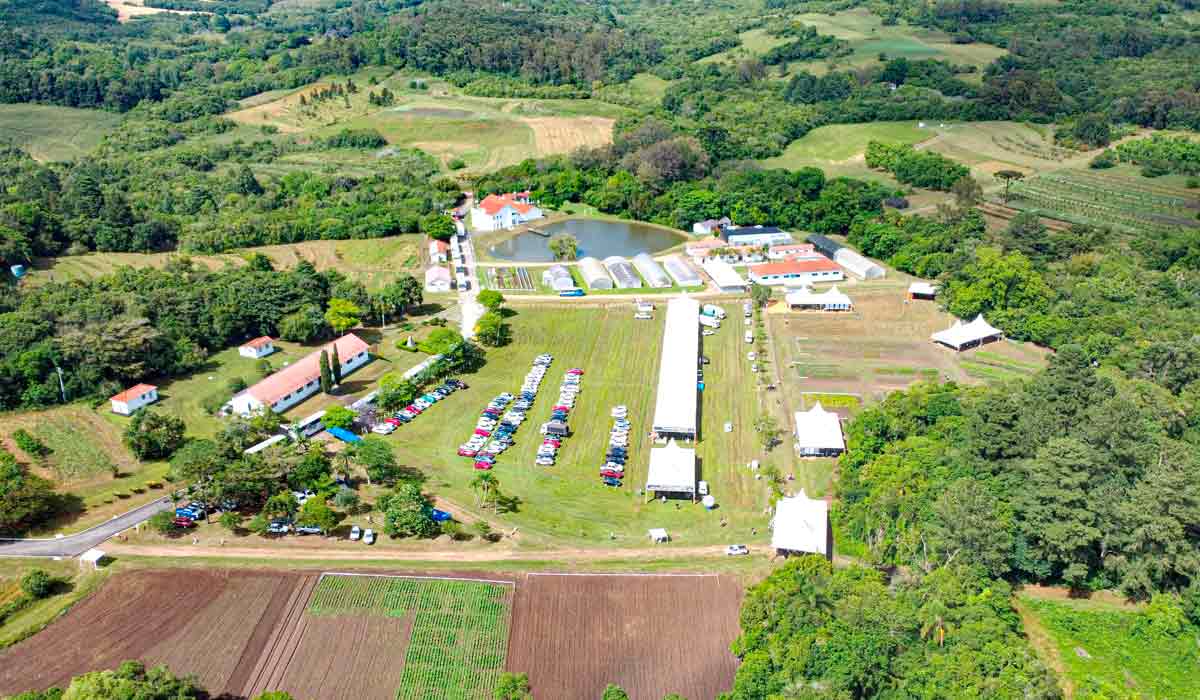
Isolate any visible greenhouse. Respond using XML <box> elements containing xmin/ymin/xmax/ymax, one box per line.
<box><xmin>604</xmin><ymin>256</ymin><xmax>642</xmax><ymax>289</ymax></box>
<box><xmin>633</xmin><ymin>253</ymin><xmax>671</xmax><ymax>288</ymax></box>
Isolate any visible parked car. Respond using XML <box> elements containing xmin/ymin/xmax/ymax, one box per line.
<box><xmin>363</xmin><ymin>529</ymin><xmax>376</xmax><ymax>545</ymax></box>
<box><xmin>268</xmin><ymin>519</ymin><xmax>291</xmax><ymax>534</ymax></box>
<box><xmin>474</xmin><ymin>462</ymin><xmax>494</xmax><ymax>470</ymax></box>
<box><xmin>725</xmin><ymin>544</ymin><xmax>750</xmax><ymax>556</ymax></box>
<box><xmin>703</xmin><ymin>329</ymin><xmax>716</xmax><ymax>336</ymax></box>
<box><xmin>535</xmin><ymin>457</ymin><xmax>555</xmax><ymax>466</ymax></box>
<box><xmin>457</xmin><ymin>447</ymin><xmax>478</xmax><ymax>457</ymax></box>
<box><xmin>601</xmin><ymin>477</ymin><xmax>622</xmax><ymax>487</ymax></box>
<box><xmin>173</xmin><ymin>516</ymin><xmax>196</xmax><ymax>528</ymax></box>
<box><xmin>372</xmin><ymin>423</ymin><xmax>396</xmax><ymax>435</ymax></box>
<box><xmin>349</xmin><ymin>525</ymin><xmax>362</xmax><ymax>541</ymax></box>
<box><xmin>296</xmin><ymin>524</ymin><xmax>324</xmax><ymax>535</ymax></box>
<box><xmin>600</xmin><ymin>469</ymin><xmax>623</xmax><ymax>479</ymax></box>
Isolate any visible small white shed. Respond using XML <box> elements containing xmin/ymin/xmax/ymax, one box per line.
<box><xmin>239</xmin><ymin>336</ymin><xmax>276</xmax><ymax>359</ymax></box>
<box><xmin>109</xmin><ymin>384</ymin><xmax>158</xmax><ymax>415</ymax></box>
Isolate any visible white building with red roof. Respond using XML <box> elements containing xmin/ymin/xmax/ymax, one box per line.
<box><xmin>428</xmin><ymin>238</ymin><xmax>450</xmax><ymax>263</ymax></box>
<box><xmin>748</xmin><ymin>258</ymin><xmax>844</xmax><ymax>286</ymax></box>
<box><xmin>110</xmin><ymin>383</ymin><xmax>159</xmax><ymax>415</ymax></box>
<box><xmin>238</xmin><ymin>336</ymin><xmax>276</xmax><ymax>359</ymax></box>
<box><xmin>227</xmin><ymin>334</ymin><xmax>371</xmax><ymax>416</ymax></box>
<box><xmin>469</xmin><ymin>192</ymin><xmax>544</xmax><ymax>232</ymax></box>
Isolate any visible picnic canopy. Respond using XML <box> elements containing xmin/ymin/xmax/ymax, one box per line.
<box><xmin>645</xmin><ymin>439</ymin><xmax>697</xmax><ymax>499</ymax></box>
<box><xmin>771</xmin><ymin>490</ymin><xmax>830</xmax><ymax>558</ymax></box>
<box><xmin>80</xmin><ymin>548</ymin><xmax>105</xmax><ymax>570</ymax></box>
<box><xmin>648</xmin><ymin>528</ymin><xmax>669</xmax><ymax>543</ymax></box>
<box><xmin>794</xmin><ymin>402</ymin><xmax>845</xmax><ymax>456</ymax></box>
<box><xmin>931</xmin><ymin>314</ymin><xmax>1003</xmax><ymax>351</ymax></box>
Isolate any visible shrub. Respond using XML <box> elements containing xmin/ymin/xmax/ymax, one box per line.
<box><xmin>219</xmin><ymin>511</ymin><xmax>241</xmax><ymax>532</ymax></box>
<box><xmin>448</xmin><ymin>157</ymin><xmax>466</xmax><ymax>170</ymax></box>
<box><xmin>884</xmin><ymin>196</ymin><xmax>910</xmax><ymax>209</ymax></box>
<box><xmin>20</xmin><ymin>569</ymin><xmax>55</xmax><ymax>599</ymax></box>
<box><xmin>201</xmin><ymin>390</ymin><xmax>227</xmax><ymax>415</ymax></box>
<box><xmin>146</xmin><ymin>481</ymin><xmax>163</xmax><ymax>489</ymax></box>
<box><xmin>11</xmin><ymin>429</ymin><xmax>50</xmax><ymax>458</ymax></box>
<box><xmin>114</xmin><ymin>490</ymin><xmax>131</xmax><ymax>499</ymax></box>
<box><xmin>1186</xmin><ymin>177</ymin><xmax>1199</xmax><ymax>189</ymax></box>
<box><xmin>227</xmin><ymin>377</ymin><xmax>248</xmax><ymax>393</ymax></box>
<box><xmin>1089</xmin><ymin>149</ymin><xmax>1117</xmax><ymax>169</ymax></box>
<box><xmin>149</xmin><ymin>510</ymin><xmax>176</xmax><ymax>534</ymax></box>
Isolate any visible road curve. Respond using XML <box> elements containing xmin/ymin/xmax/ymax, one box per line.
<box><xmin>0</xmin><ymin>497</ymin><xmax>173</xmax><ymax>558</ymax></box>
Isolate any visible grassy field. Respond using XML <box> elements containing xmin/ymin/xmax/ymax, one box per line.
<box><xmin>759</xmin><ymin>121</ymin><xmax>931</xmax><ymax>178</ymax></box>
<box><xmin>1017</xmin><ymin>594</ymin><xmax>1200</xmax><ymax>699</ymax></box>
<box><xmin>0</xmin><ymin>105</ymin><xmax>121</xmax><ymax>162</ymax></box>
<box><xmin>226</xmin><ymin>72</ymin><xmax>628</xmax><ymax>174</ymax></box>
<box><xmin>28</xmin><ymin>236</ymin><xmax>423</xmax><ymax>291</ymax></box>
<box><xmin>0</xmin><ymin>405</ymin><xmax>170</xmax><ymax>535</ymax></box>
<box><xmin>383</xmin><ymin>304</ymin><xmax>789</xmax><ymax>547</ymax></box>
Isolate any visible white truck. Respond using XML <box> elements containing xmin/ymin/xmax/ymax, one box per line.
<box><xmin>699</xmin><ymin>315</ymin><xmax>721</xmax><ymax>329</ymax></box>
<box><xmin>701</xmin><ymin>304</ymin><xmax>727</xmax><ymax>319</ymax></box>
<box><xmin>744</xmin><ymin>330</ymin><xmax>754</xmax><ymax>343</ymax></box>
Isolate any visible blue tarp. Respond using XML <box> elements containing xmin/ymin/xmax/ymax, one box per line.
<box><xmin>430</xmin><ymin>509</ymin><xmax>452</xmax><ymax>522</ymax></box>
<box><xmin>328</xmin><ymin>427</ymin><xmax>362</xmax><ymax>443</ymax></box>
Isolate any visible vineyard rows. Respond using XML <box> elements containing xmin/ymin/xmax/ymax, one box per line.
<box><xmin>308</xmin><ymin>575</ymin><xmax>512</xmax><ymax>700</ymax></box>
<box><xmin>1009</xmin><ymin>171</ymin><xmax>1199</xmax><ymax>234</ymax></box>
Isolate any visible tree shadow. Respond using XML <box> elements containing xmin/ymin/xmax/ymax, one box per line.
<box><xmin>498</xmin><ymin>307</ymin><xmax>518</xmax><ymax>319</ymax></box>
<box><xmin>411</xmin><ymin>302</ymin><xmax>446</xmax><ymax>317</ymax></box>
<box><xmin>495</xmin><ymin>493</ymin><xmax>522</xmax><ymax>514</ymax></box>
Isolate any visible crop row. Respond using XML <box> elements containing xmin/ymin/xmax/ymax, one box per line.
<box><xmin>1033</xmin><ymin>173</ymin><xmax>1192</xmax><ymax>208</ymax></box>
<box><xmin>1009</xmin><ymin>183</ymin><xmax>1183</xmax><ymax>233</ymax></box>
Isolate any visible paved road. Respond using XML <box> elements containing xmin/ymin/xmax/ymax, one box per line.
<box><xmin>0</xmin><ymin>497</ymin><xmax>173</xmax><ymax>558</ymax></box>
<box><xmin>457</xmin><ymin>220</ymin><xmax>485</xmax><ymax>338</ymax></box>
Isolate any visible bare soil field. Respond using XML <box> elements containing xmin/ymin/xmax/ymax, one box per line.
<box><xmin>507</xmin><ymin>573</ymin><xmax>743</xmax><ymax>700</ymax></box>
<box><xmin>0</xmin><ymin>569</ymin><xmax>307</xmax><ymax>696</ymax></box>
<box><xmin>522</xmin><ymin>116</ymin><xmax>614</xmax><ymax>155</ymax></box>
<box><xmin>101</xmin><ymin>0</ymin><xmax>200</xmax><ymax>22</ymax></box>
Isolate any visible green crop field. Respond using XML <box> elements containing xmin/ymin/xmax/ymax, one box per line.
<box><xmin>308</xmin><ymin>575</ymin><xmax>512</xmax><ymax>700</ymax></box>
<box><xmin>0</xmin><ymin>104</ymin><xmax>121</xmax><ymax>162</ymax></box>
<box><xmin>1019</xmin><ymin>595</ymin><xmax>1200</xmax><ymax>699</ymax></box>
<box><xmin>1007</xmin><ymin>169</ymin><xmax>1200</xmax><ymax>234</ymax></box>
<box><xmin>385</xmin><ymin>304</ymin><xmax>791</xmax><ymax>546</ymax></box>
<box><xmin>759</xmin><ymin>121</ymin><xmax>930</xmax><ymax>178</ymax></box>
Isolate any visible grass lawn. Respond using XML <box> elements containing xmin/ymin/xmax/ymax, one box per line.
<box><xmin>759</xmin><ymin>122</ymin><xmax>931</xmax><ymax>177</ymax></box>
<box><xmin>0</xmin><ymin>405</ymin><xmax>170</xmax><ymax>535</ymax></box>
<box><xmin>383</xmin><ymin>305</ymin><xmax>783</xmax><ymax>547</ymax></box>
<box><xmin>1017</xmin><ymin>594</ymin><xmax>1200</xmax><ymax>699</ymax></box>
<box><xmin>0</xmin><ymin>104</ymin><xmax>121</xmax><ymax>162</ymax></box>
<box><xmin>0</xmin><ymin>563</ymin><xmax>110</xmax><ymax>650</ymax></box>
<box><xmin>27</xmin><ymin>236</ymin><xmax>423</xmax><ymax>291</ymax></box>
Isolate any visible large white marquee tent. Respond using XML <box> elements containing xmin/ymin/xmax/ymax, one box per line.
<box><xmin>931</xmin><ymin>315</ymin><xmax>1003</xmax><ymax>351</ymax></box>
<box><xmin>645</xmin><ymin>439</ymin><xmax>697</xmax><ymax>500</ymax></box>
<box><xmin>651</xmin><ymin>296</ymin><xmax>700</xmax><ymax>440</ymax></box>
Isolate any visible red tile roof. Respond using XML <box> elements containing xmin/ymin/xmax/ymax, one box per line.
<box><xmin>432</xmin><ymin>239</ymin><xmax>449</xmax><ymax>253</ymax></box>
<box><xmin>686</xmin><ymin>238</ymin><xmax>728</xmax><ymax>251</ymax></box>
<box><xmin>770</xmin><ymin>244</ymin><xmax>816</xmax><ymax>255</ymax></box>
<box><xmin>245</xmin><ymin>334</ymin><xmax>370</xmax><ymax>406</ymax></box>
<box><xmin>478</xmin><ymin>193</ymin><xmax>536</xmax><ymax>216</ymax></box>
<box><xmin>751</xmin><ymin>258</ymin><xmax>841</xmax><ymax>276</ymax></box>
<box><xmin>110</xmin><ymin>383</ymin><xmax>157</xmax><ymax>403</ymax></box>
<box><xmin>241</xmin><ymin>336</ymin><xmax>273</xmax><ymax>349</ymax></box>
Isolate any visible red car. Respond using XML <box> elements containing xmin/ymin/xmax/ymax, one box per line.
<box><xmin>553</xmin><ymin>405</ymin><xmax>571</xmax><ymax>412</ymax></box>
<box><xmin>567</xmin><ymin>368</ymin><xmax>584</xmax><ymax>375</ymax></box>
<box><xmin>473</xmin><ymin>461</ymin><xmax>494</xmax><ymax>470</ymax></box>
<box><xmin>474</xmin><ymin>428</ymin><xmax>491</xmax><ymax>437</ymax></box>
<box><xmin>457</xmin><ymin>448</ymin><xmax>478</xmax><ymax>457</ymax></box>
<box><xmin>385</xmin><ymin>417</ymin><xmax>402</xmax><ymax>426</ymax></box>
<box><xmin>173</xmin><ymin>516</ymin><xmax>196</xmax><ymax>528</ymax></box>
<box><xmin>600</xmin><ymin>468</ymin><xmax>623</xmax><ymax>479</ymax></box>
<box><xmin>542</xmin><ymin>438</ymin><xmax>561</xmax><ymax>447</ymax></box>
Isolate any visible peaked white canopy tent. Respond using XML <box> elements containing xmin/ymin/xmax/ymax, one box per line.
<box><xmin>770</xmin><ymin>490</ymin><xmax>831</xmax><ymax>559</ymax></box>
<box><xmin>931</xmin><ymin>315</ymin><xmax>1003</xmax><ymax>351</ymax></box>
<box><xmin>794</xmin><ymin>402</ymin><xmax>845</xmax><ymax>456</ymax></box>
<box><xmin>645</xmin><ymin>439</ymin><xmax>697</xmax><ymax>501</ymax></box>
<box><xmin>785</xmin><ymin>285</ymin><xmax>853</xmax><ymax>311</ymax></box>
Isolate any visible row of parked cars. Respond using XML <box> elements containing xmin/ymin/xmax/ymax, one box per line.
<box><xmin>374</xmin><ymin>379</ymin><xmax>467</xmax><ymax>435</ymax></box>
<box><xmin>458</xmin><ymin>354</ymin><xmax>554</xmax><ymax>469</ymax></box>
<box><xmin>600</xmin><ymin>405</ymin><xmax>630</xmax><ymax>487</ymax></box>
<box><xmin>535</xmin><ymin>367</ymin><xmax>584</xmax><ymax>467</ymax></box>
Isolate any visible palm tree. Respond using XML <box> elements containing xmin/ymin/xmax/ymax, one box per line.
<box><xmin>471</xmin><ymin>472</ymin><xmax>499</xmax><ymax>508</ymax></box>
<box><xmin>919</xmin><ymin>599</ymin><xmax>952</xmax><ymax>647</ymax></box>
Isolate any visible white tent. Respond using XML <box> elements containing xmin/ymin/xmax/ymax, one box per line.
<box><xmin>908</xmin><ymin>281</ymin><xmax>937</xmax><ymax>299</ymax></box>
<box><xmin>931</xmin><ymin>315</ymin><xmax>1003</xmax><ymax>351</ymax></box>
<box><xmin>79</xmin><ymin>548</ymin><xmax>105</xmax><ymax>570</ymax></box>
<box><xmin>648</xmin><ymin>528</ymin><xmax>670</xmax><ymax>543</ymax></box>
<box><xmin>794</xmin><ymin>402</ymin><xmax>845</xmax><ymax>456</ymax></box>
<box><xmin>651</xmin><ymin>298</ymin><xmax>700</xmax><ymax>440</ymax></box>
<box><xmin>578</xmin><ymin>257</ymin><xmax>613</xmax><ymax>289</ymax></box>
<box><xmin>701</xmin><ymin>259</ymin><xmax>748</xmax><ymax>292</ymax></box>
<box><xmin>663</xmin><ymin>254</ymin><xmax>702</xmax><ymax>287</ymax></box>
<box><xmin>771</xmin><ymin>490</ymin><xmax>830</xmax><ymax>558</ymax></box>
<box><xmin>633</xmin><ymin>253</ymin><xmax>671</xmax><ymax>288</ymax></box>
<box><xmin>542</xmin><ymin>264</ymin><xmax>575</xmax><ymax>291</ymax></box>
<box><xmin>645</xmin><ymin>439</ymin><xmax>697</xmax><ymax>498</ymax></box>
<box><xmin>785</xmin><ymin>286</ymin><xmax>853</xmax><ymax>311</ymax></box>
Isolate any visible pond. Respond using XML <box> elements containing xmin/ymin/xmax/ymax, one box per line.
<box><xmin>485</xmin><ymin>218</ymin><xmax>685</xmax><ymax>263</ymax></box>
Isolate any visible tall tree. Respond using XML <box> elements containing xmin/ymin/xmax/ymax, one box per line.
<box><xmin>330</xmin><ymin>343</ymin><xmax>342</xmax><ymax>385</ymax></box>
<box><xmin>319</xmin><ymin>350</ymin><xmax>332</xmax><ymax>393</ymax></box>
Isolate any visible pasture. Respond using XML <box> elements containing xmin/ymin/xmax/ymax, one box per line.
<box><xmin>759</xmin><ymin>121</ymin><xmax>931</xmax><ymax>178</ymax></box>
<box><xmin>29</xmin><ymin>236</ymin><xmax>423</xmax><ymax>290</ymax></box>
<box><xmin>0</xmin><ymin>105</ymin><xmax>121</xmax><ymax>162</ymax></box>
<box><xmin>0</xmin><ymin>569</ymin><xmax>744</xmax><ymax>700</ymax></box>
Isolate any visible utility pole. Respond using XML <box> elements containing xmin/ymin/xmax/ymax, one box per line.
<box><xmin>54</xmin><ymin>365</ymin><xmax>66</xmax><ymax>403</ymax></box>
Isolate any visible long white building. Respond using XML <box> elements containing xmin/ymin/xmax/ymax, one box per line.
<box><xmin>228</xmin><ymin>334</ymin><xmax>371</xmax><ymax>416</ymax></box>
<box><xmin>651</xmin><ymin>296</ymin><xmax>700</xmax><ymax>440</ymax></box>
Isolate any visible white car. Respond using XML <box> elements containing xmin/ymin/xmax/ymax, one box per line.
<box><xmin>372</xmin><ymin>423</ymin><xmax>396</xmax><ymax>435</ymax></box>
<box><xmin>702</xmin><ymin>330</ymin><xmax>716</xmax><ymax>336</ymax></box>
<box><xmin>748</xmin><ymin>352</ymin><xmax>757</xmax><ymax>361</ymax></box>
<box><xmin>349</xmin><ymin>525</ymin><xmax>362</xmax><ymax>541</ymax></box>
<box><xmin>725</xmin><ymin>544</ymin><xmax>749</xmax><ymax>556</ymax></box>
<box><xmin>751</xmin><ymin>364</ymin><xmax>759</xmax><ymax>373</ymax></box>
<box><xmin>363</xmin><ymin>528</ymin><xmax>376</xmax><ymax>545</ymax></box>
<box><xmin>535</xmin><ymin>458</ymin><xmax>555</xmax><ymax>466</ymax></box>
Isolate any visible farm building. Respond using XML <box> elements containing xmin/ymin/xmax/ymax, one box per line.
<box><xmin>768</xmin><ymin>243</ymin><xmax>818</xmax><ymax>260</ymax></box>
<box><xmin>908</xmin><ymin>282</ymin><xmax>937</xmax><ymax>300</ymax></box>
<box><xmin>604</xmin><ymin>256</ymin><xmax>642</xmax><ymax>289</ymax></box>
<box><xmin>228</xmin><ymin>334</ymin><xmax>371</xmax><ymax>416</ymax></box>
<box><xmin>807</xmin><ymin>234</ymin><xmax>886</xmax><ymax>279</ymax></box>
<box><xmin>651</xmin><ymin>296</ymin><xmax>700</xmax><ymax>440</ymax></box>
<box><xmin>794</xmin><ymin>402</ymin><xmax>845</xmax><ymax>456</ymax></box>
<box><xmin>692</xmin><ymin>217</ymin><xmax>731</xmax><ymax>235</ymax></box>
<box><xmin>701</xmin><ymin>259</ymin><xmax>749</xmax><ymax>293</ymax></box>
<box><xmin>578</xmin><ymin>257</ymin><xmax>614</xmax><ymax>289</ymax></box>
<box><xmin>633</xmin><ymin>253</ymin><xmax>671</xmax><ymax>288</ymax></box>
<box><xmin>238</xmin><ymin>336</ymin><xmax>276</xmax><ymax>359</ymax></box>
<box><xmin>645</xmin><ymin>439</ymin><xmax>697</xmax><ymax>501</ymax></box>
<box><xmin>685</xmin><ymin>238</ymin><xmax>728</xmax><ymax>259</ymax></box>
<box><xmin>931</xmin><ymin>315</ymin><xmax>1003</xmax><ymax>351</ymax></box>
<box><xmin>771</xmin><ymin>490</ymin><xmax>831</xmax><ymax>560</ymax></box>
<box><xmin>425</xmin><ymin>266</ymin><xmax>452</xmax><ymax>292</ymax></box>
<box><xmin>109</xmin><ymin>383</ymin><xmax>158</xmax><ymax>415</ymax></box>
<box><xmin>428</xmin><ymin>238</ymin><xmax>449</xmax><ymax>263</ymax></box>
<box><xmin>748</xmin><ymin>259</ymin><xmax>844</xmax><ymax>286</ymax></box>
<box><xmin>721</xmin><ymin>225</ymin><xmax>794</xmax><ymax>247</ymax></box>
<box><xmin>663</xmin><ymin>255</ymin><xmax>702</xmax><ymax>287</ymax></box>
<box><xmin>469</xmin><ymin>191</ymin><xmax>544</xmax><ymax>232</ymax></box>
<box><xmin>541</xmin><ymin>264</ymin><xmax>576</xmax><ymax>291</ymax></box>
<box><xmin>785</xmin><ymin>286</ymin><xmax>853</xmax><ymax>311</ymax></box>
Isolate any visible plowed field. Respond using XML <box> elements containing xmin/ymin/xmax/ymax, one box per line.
<box><xmin>507</xmin><ymin>573</ymin><xmax>743</xmax><ymax>700</ymax></box>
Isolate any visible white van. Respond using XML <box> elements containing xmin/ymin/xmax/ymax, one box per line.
<box><xmin>702</xmin><ymin>304</ymin><xmax>727</xmax><ymax>319</ymax></box>
<box><xmin>744</xmin><ymin>331</ymin><xmax>753</xmax><ymax>343</ymax></box>
<box><xmin>699</xmin><ymin>315</ymin><xmax>721</xmax><ymax>329</ymax></box>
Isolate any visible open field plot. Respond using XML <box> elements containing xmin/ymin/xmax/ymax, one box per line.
<box><xmin>1007</xmin><ymin>168</ymin><xmax>1200</xmax><ymax>234</ymax></box>
<box><xmin>101</xmin><ymin>0</ymin><xmax>200</xmax><ymax>21</ymax></box>
<box><xmin>389</xmin><ymin>304</ymin><xmax>778</xmax><ymax>545</ymax></box>
<box><xmin>0</xmin><ymin>105</ymin><xmax>122</xmax><ymax>162</ymax></box>
<box><xmin>759</xmin><ymin>121</ymin><xmax>931</xmax><ymax>178</ymax></box>
<box><xmin>767</xmin><ymin>282</ymin><xmax>1046</xmax><ymax>404</ymax></box>
<box><xmin>508</xmin><ymin>573</ymin><xmax>742</xmax><ymax>700</ymax></box>
<box><xmin>920</xmin><ymin>121</ymin><xmax>1103</xmax><ymax>187</ymax></box>
<box><xmin>1016</xmin><ymin>594</ymin><xmax>1200</xmax><ymax>700</ymax></box>
<box><xmin>481</xmin><ymin>266</ymin><xmax>536</xmax><ymax>292</ymax></box>
<box><xmin>0</xmin><ymin>405</ymin><xmax>169</xmax><ymax>535</ymax></box>
<box><xmin>0</xmin><ymin>569</ymin><xmax>309</xmax><ymax>697</ymax></box>
<box><xmin>29</xmin><ymin>236</ymin><xmax>422</xmax><ymax>290</ymax></box>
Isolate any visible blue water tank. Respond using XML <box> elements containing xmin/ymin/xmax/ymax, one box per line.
<box><xmin>10</xmin><ymin>265</ymin><xmax>26</xmax><ymax>279</ymax></box>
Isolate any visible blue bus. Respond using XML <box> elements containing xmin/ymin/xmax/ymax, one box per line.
<box><xmin>559</xmin><ymin>287</ymin><xmax>585</xmax><ymax>297</ymax></box>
